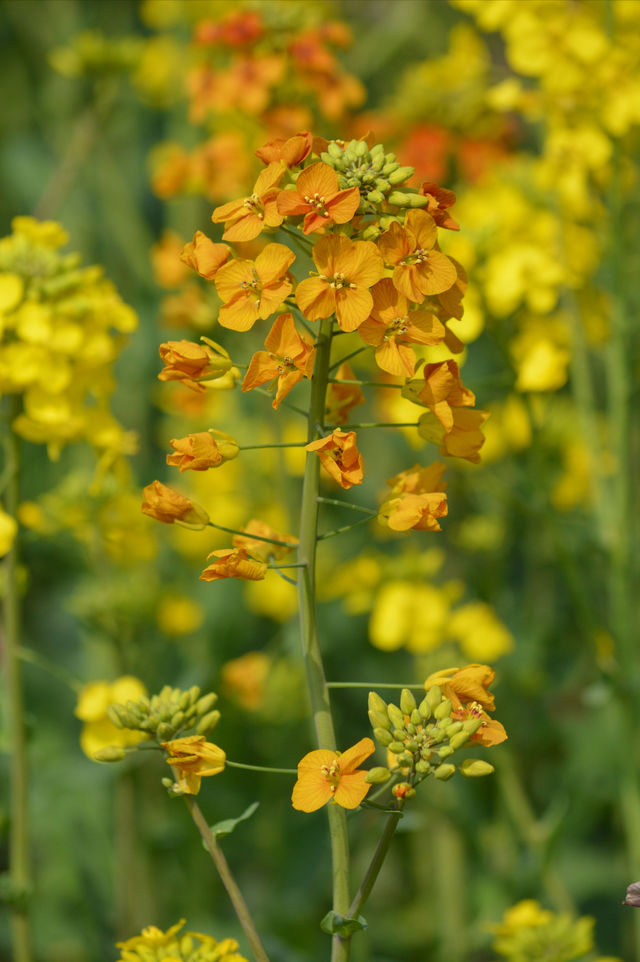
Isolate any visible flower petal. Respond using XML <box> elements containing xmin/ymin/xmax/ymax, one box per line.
<box><xmin>337</xmin><ymin>737</ymin><xmax>375</xmax><ymax>773</ymax></box>
<box><xmin>296</xmin><ymin>277</ymin><xmax>335</xmax><ymax>321</ymax></box>
<box><xmin>336</xmin><ymin>287</ymin><xmax>373</xmax><ymax>332</ymax></box>
<box><xmin>333</xmin><ymin>771</ymin><xmax>371</xmax><ymax>809</ymax></box>
<box><xmin>255</xmin><ymin>243</ymin><xmax>296</xmax><ymax>285</ymax></box>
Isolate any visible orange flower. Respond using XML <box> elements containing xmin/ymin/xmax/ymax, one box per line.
<box><xmin>222</xmin><ymin>651</ymin><xmax>270</xmax><ymax>711</ymax></box>
<box><xmin>419</xmin><ymin>182</ymin><xmax>460</xmax><ymax>231</ymax></box>
<box><xmin>195</xmin><ymin>10</ymin><xmax>264</xmax><ymax>47</ymax></box>
<box><xmin>378</xmin><ymin>461</ymin><xmax>448</xmax><ymax>532</ymax></box>
<box><xmin>232</xmin><ymin>519</ymin><xmax>297</xmax><ymax>562</ymax></box>
<box><xmin>377</xmin><ymin>210</ymin><xmax>457</xmax><ymax>302</ymax></box>
<box><xmin>325</xmin><ymin>362</ymin><xmax>365</xmax><ymax>424</ymax></box>
<box><xmin>255</xmin><ymin>131</ymin><xmax>313</xmax><ymax>167</ymax></box>
<box><xmin>151</xmin><ymin>230</ymin><xmax>190</xmax><ymax>289</ymax></box>
<box><xmin>162</xmin><ymin>735</ymin><xmax>226</xmax><ymax>795</ymax></box>
<box><xmin>437</xmin><ymin>257</ymin><xmax>467</xmax><ymax>324</ymax></box>
<box><xmin>306</xmin><ymin>429</ymin><xmax>363</xmax><ymax>489</ymax></box>
<box><xmin>295</xmin><ymin>234</ymin><xmax>384</xmax><ymax>332</ymax></box>
<box><xmin>180</xmin><ymin>231</ymin><xmax>230</xmax><ymax>279</ymax></box>
<box><xmin>358</xmin><ymin>279</ymin><xmax>446</xmax><ymax>377</ymax></box>
<box><xmin>215</xmin><ymin>243</ymin><xmax>295</xmax><ymax>332</ymax></box>
<box><xmin>166</xmin><ymin>431</ymin><xmax>239</xmax><ymax>472</ymax></box>
<box><xmin>211</xmin><ymin>162</ymin><xmax>285</xmax><ymax>242</ymax></box>
<box><xmin>403</xmin><ymin>360</ymin><xmax>475</xmax><ymax>431</ymax></box>
<box><xmin>141</xmin><ymin>481</ymin><xmax>209</xmax><ymax>528</ymax></box>
<box><xmin>277</xmin><ymin>162</ymin><xmax>360</xmax><ymax>234</ymax></box>
<box><xmin>291</xmin><ymin>737</ymin><xmax>375</xmax><ymax>812</ymax></box>
<box><xmin>423</xmin><ymin>665</ymin><xmax>507</xmax><ymax>747</ymax></box>
<box><xmin>200</xmin><ymin>547</ymin><xmax>267</xmax><ymax>583</ymax></box>
<box><xmin>418</xmin><ymin>408</ymin><xmax>489</xmax><ymax>463</ymax></box>
<box><xmin>242</xmin><ymin>313</ymin><xmax>315</xmax><ymax>409</ymax></box>
<box><xmin>158</xmin><ymin>339</ymin><xmax>231</xmax><ymax>392</ymax></box>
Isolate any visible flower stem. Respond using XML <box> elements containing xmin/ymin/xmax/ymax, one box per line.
<box><xmin>347</xmin><ymin>811</ymin><xmax>402</xmax><ymax>919</ymax></box>
<box><xmin>226</xmin><ymin>760</ymin><xmax>297</xmax><ymax>775</ymax></box>
<box><xmin>296</xmin><ymin>316</ymin><xmax>352</xmax><ymax>962</ymax></box>
<box><xmin>327</xmin><ymin>681</ymin><xmax>425</xmax><ymax>690</ymax></box>
<box><xmin>239</xmin><ymin>442</ymin><xmax>307</xmax><ymax>450</ymax></box>
<box><xmin>316</xmin><ymin>498</ymin><xmax>377</xmax><ymax>516</ymax></box>
<box><xmin>2</xmin><ymin>398</ymin><xmax>31</xmax><ymax>962</ymax></box>
<box><xmin>327</xmin><ymin>378</ymin><xmax>404</xmax><ymax>389</ymax></box>
<box><xmin>317</xmin><ymin>515</ymin><xmax>375</xmax><ymax>541</ymax></box>
<box><xmin>206</xmin><ymin>521</ymin><xmax>297</xmax><ymax>549</ymax></box>
<box><xmin>183</xmin><ymin>796</ymin><xmax>271</xmax><ymax>962</ymax></box>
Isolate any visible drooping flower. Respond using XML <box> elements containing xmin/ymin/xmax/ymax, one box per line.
<box><xmin>180</xmin><ymin>231</ymin><xmax>230</xmax><ymax>279</ymax></box>
<box><xmin>403</xmin><ymin>360</ymin><xmax>476</xmax><ymax>431</ymax></box>
<box><xmin>215</xmin><ymin>243</ymin><xmax>295</xmax><ymax>332</ymax></box>
<box><xmin>358</xmin><ymin>278</ymin><xmax>446</xmax><ymax>377</ymax></box>
<box><xmin>277</xmin><ymin>162</ymin><xmax>360</xmax><ymax>234</ymax></box>
<box><xmin>306</xmin><ymin>429</ymin><xmax>363</xmax><ymax>488</ymax></box>
<box><xmin>242</xmin><ymin>312</ymin><xmax>315</xmax><ymax>408</ymax></box>
<box><xmin>162</xmin><ymin>734</ymin><xmax>226</xmax><ymax>795</ymax></box>
<box><xmin>378</xmin><ymin>461</ymin><xmax>448</xmax><ymax>532</ymax></box>
<box><xmin>141</xmin><ymin>481</ymin><xmax>209</xmax><ymax>528</ymax></box>
<box><xmin>166</xmin><ymin>430</ymin><xmax>239</xmax><ymax>472</ymax></box>
<box><xmin>158</xmin><ymin>339</ymin><xmax>232</xmax><ymax>392</ymax></box>
<box><xmin>232</xmin><ymin>519</ymin><xmax>297</xmax><ymax>562</ymax></box>
<box><xmin>324</xmin><ymin>362</ymin><xmax>365</xmax><ymax>424</ymax></box>
<box><xmin>199</xmin><ymin>547</ymin><xmax>267</xmax><ymax>583</ymax></box>
<box><xmin>419</xmin><ymin>182</ymin><xmax>460</xmax><ymax>231</ymax></box>
<box><xmin>418</xmin><ymin>407</ymin><xmax>489</xmax><ymax>463</ymax></box>
<box><xmin>255</xmin><ymin>130</ymin><xmax>313</xmax><ymax>167</ymax></box>
<box><xmin>295</xmin><ymin>234</ymin><xmax>384</xmax><ymax>331</ymax></box>
<box><xmin>377</xmin><ymin>209</ymin><xmax>457</xmax><ymax>302</ymax></box>
<box><xmin>292</xmin><ymin>737</ymin><xmax>375</xmax><ymax>812</ymax></box>
<box><xmin>211</xmin><ymin>162</ymin><xmax>286</xmax><ymax>241</ymax></box>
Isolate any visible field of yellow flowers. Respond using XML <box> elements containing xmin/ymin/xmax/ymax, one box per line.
<box><xmin>1</xmin><ymin>2</ymin><xmax>639</xmax><ymax>961</ymax></box>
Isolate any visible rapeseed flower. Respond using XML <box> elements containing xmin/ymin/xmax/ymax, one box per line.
<box><xmin>158</xmin><ymin>339</ymin><xmax>232</xmax><ymax>391</ymax></box>
<box><xmin>162</xmin><ymin>735</ymin><xmax>226</xmax><ymax>795</ymax></box>
<box><xmin>404</xmin><ymin>360</ymin><xmax>476</xmax><ymax>430</ymax></box>
<box><xmin>166</xmin><ymin>430</ymin><xmax>239</xmax><ymax>472</ymax></box>
<box><xmin>306</xmin><ymin>429</ymin><xmax>363</xmax><ymax>489</ymax></box>
<box><xmin>200</xmin><ymin>547</ymin><xmax>267</xmax><ymax>583</ymax></box>
<box><xmin>211</xmin><ymin>162</ymin><xmax>285</xmax><ymax>241</ymax></box>
<box><xmin>141</xmin><ymin>481</ymin><xmax>209</xmax><ymax>528</ymax></box>
<box><xmin>242</xmin><ymin>312</ymin><xmax>315</xmax><ymax>408</ymax></box>
<box><xmin>180</xmin><ymin>231</ymin><xmax>230</xmax><ymax>279</ymax></box>
<box><xmin>215</xmin><ymin>243</ymin><xmax>295</xmax><ymax>331</ymax></box>
<box><xmin>377</xmin><ymin>210</ymin><xmax>457</xmax><ymax>302</ymax></box>
<box><xmin>292</xmin><ymin>737</ymin><xmax>375</xmax><ymax>812</ymax></box>
<box><xmin>75</xmin><ymin>676</ymin><xmax>148</xmax><ymax>759</ymax></box>
<box><xmin>115</xmin><ymin>918</ymin><xmax>246</xmax><ymax>962</ymax></box>
<box><xmin>232</xmin><ymin>519</ymin><xmax>297</xmax><ymax>562</ymax></box>
<box><xmin>276</xmin><ymin>161</ymin><xmax>360</xmax><ymax>234</ymax></box>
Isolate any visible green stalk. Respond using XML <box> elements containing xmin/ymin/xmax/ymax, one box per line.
<box><xmin>183</xmin><ymin>797</ymin><xmax>271</xmax><ymax>962</ymax></box>
<box><xmin>2</xmin><ymin>399</ymin><xmax>31</xmax><ymax>962</ymax></box>
<box><xmin>347</xmin><ymin>812</ymin><xmax>402</xmax><ymax>919</ymax></box>
<box><xmin>296</xmin><ymin>316</ymin><xmax>351</xmax><ymax>962</ymax></box>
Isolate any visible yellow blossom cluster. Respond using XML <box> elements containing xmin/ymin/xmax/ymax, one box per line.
<box><xmin>116</xmin><ymin>918</ymin><xmax>247</xmax><ymax>962</ymax></box>
<box><xmin>488</xmin><ymin>899</ymin><xmax>621</xmax><ymax>962</ymax></box>
<box><xmin>0</xmin><ymin>216</ymin><xmax>138</xmax><ymax>466</ymax></box>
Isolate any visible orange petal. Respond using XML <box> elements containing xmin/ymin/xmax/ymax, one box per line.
<box><xmin>376</xmin><ymin>339</ymin><xmax>415</xmax><ymax>377</ymax></box>
<box><xmin>218</xmin><ymin>296</ymin><xmax>259</xmax><ymax>332</ymax></box>
<box><xmin>214</xmin><ymin>260</ymin><xmax>254</xmax><ymax>302</ymax></box>
<box><xmin>242</xmin><ymin>351</ymin><xmax>278</xmax><ymax>392</ymax></box>
<box><xmin>255</xmin><ymin>243</ymin><xmax>296</xmax><ymax>285</ymax></box>
<box><xmin>277</xmin><ymin>190</ymin><xmax>310</xmax><ymax>217</ymax></box>
<box><xmin>291</xmin><ymin>773</ymin><xmax>333</xmax><ymax>812</ymax></box>
<box><xmin>296</xmin><ymin>162</ymin><xmax>340</xmax><ymax>198</ymax></box>
<box><xmin>325</xmin><ymin>187</ymin><xmax>361</xmax><ymax>224</ymax></box>
<box><xmin>405</xmin><ymin>209</ymin><xmax>438</xmax><ymax>250</ymax></box>
<box><xmin>336</xmin><ymin>287</ymin><xmax>373</xmax><ymax>332</ymax></box>
<box><xmin>264</xmin><ymin>312</ymin><xmax>302</xmax><ymax>355</ymax></box>
<box><xmin>254</xmin><ymin>161</ymin><xmax>286</xmax><ymax>194</ymax></box>
<box><xmin>258</xmin><ymin>279</ymin><xmax>292</xmax><ymax>319</ymax></box>
<box><xmin>337</xmin><ymin>737</ymin><xmax>375</xmax><ymax>773</ymax></box>
<box><xmin>222</xmin><ymin>214</ymin><xmax>265</xmax><ymax>243</ymax></box>
<box><xmin>295</xmin><ymin>277</ymin><xmax>335</xmax><ymax>321</ymax></box>
<box><xmin>415</xmin><ymin>252</ymin><xmax>457</xmax><ymax>296</ymax></box>
<box><xmin>312</xmin><ymin>234</ymin><xmax>350</xmax><ymax>276</ymax></box>
<box><xmin>333</xmin><ymin>771</ymin><xmax>371</xmax><ymax>809</ymax></box>
<box><xmin>339</xmin><ymin>239</ymin><xmax>384</xmax><ymax>288</ymax></box>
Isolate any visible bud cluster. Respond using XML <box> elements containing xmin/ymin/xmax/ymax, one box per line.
<box><xmin>107</xmin><ymin>685</ymin><xmax>220</xmax><ymax>742</ymax></box>
<box><xmin>319</xmin><ymin>139</ymin><xmax>427</xmax><ymax>213</ymax></box>
<box><xmin>366</xmin><ymin>686</ymin><xmax>493</xmax><ymax>796</ymax></box>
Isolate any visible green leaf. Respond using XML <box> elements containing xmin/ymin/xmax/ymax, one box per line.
<box><xmin>320</xmin><ymin>911</ymin><xmax>367</xmax><ymax>936</ymax></box>
<box><xmin>208</xmin><ymin>801</ymin><xmax>259</xmax><ymax>840</ymax></box>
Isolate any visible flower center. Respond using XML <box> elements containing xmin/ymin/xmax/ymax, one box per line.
<box><xmin>320</xmin><ymin>271</ymin><xmax>356</xmax><ymax>291</ymax></box>
<box><xmin>303</xmin><ymin>192</ymin><xmax>329</xmax><ymax>216</ymax></box>
<box><xmin>321</xmin><ymin>760</ymin><xmax>341</xmax><ymax>793</ymax></box>
<box><xmin>388</xmin><ymin>315</ymin><xmax>409</xmax><ymax>336</ymax></box>
<box><xmin>240</xmin><ymin>268</ymin><xmax>261</xmax><ymax>293</ymax></box>
<box><xmin>243</xmin><ymin>193</ymin><xmax>265</xmax><ymax>220</ymax></box>
<box><xmin>401</xmin><ymin>248</ymin><xmax>429</xmax><ymax>267</ymax></box>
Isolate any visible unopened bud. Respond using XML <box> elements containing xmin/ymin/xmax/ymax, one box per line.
<box><xmin>387</xmin><ymin>704</ymin><xmax>405</xmax><ymax>729</ymax></box>
<box><xmin>388</xmin><ymin>741</ymin><xmax>406</xmax><ymax>754</ymax></box>
<box><xmin>407</xmin><ymin>193</ymin><xmax>430</xmax><ymax>208</ymax></box>
<box><xmin>157</xmin><ymin>722</ymin><xmax>174</xmax><ymax>740</ymax></box>
<box><xmin>439</xmin><ymin>745</ymin><xmax>454</xmax><ymax>759</ymax></box>
<box><xmin>327</xmin><ymin>142</ymin><xmax>343</xmax><ymax>159</ymax></box>
<box><xmin>460</xmin><ymin>759</ymin><xmax>494</xmax><ymax>778</ymax></box>
<box><xmin>388</xmin><ymin>166</ymin><xmax>414</xmax><ymax>185</ymax></box>
<box><xmin>415</xmin><ymin>760</ymin><xmax>431</xmax><ymax>774</ymax></box>
<box><xmin>418</xmin><ymin>696</ymin><xmax>432</xmax><ymax>720</ymax></box>
<box><xmin>93</xmin><ymin>746</ymin><xmax>127</xmax><ymax>763</ymax></box>
<box><xmin>425</xmin><ymin>686</ymin><xmax>442</xmax><ymax>710</ymax></box>
<box><xmin>106</xmin><ymin>705</ymin><xmax>125</xmax><ymax>728</ymax></box>
<box><xmin>449</xmin><ymin>731</ymin><xmax>471</xmax><ymax>751</ymax></box>
<box><xmin>196</xmin><ymin>710</ymin><xmax>220</xmax><ymax>734</ymax></box>
<box><xmin>170</xmin><ymin>710</ymin><xmax>185</xmax><ymax>730</ymax></box>
<box><xmin>368</xmin><ymin>709</ymin><xmax>390</xmax><ymax>730</ymax></box>
<box><xmin>410</xmin><ymin>709</ymin><xmax>422</xmax><ymax>726</ymax></box>
<box><xmin>178</xmin><ymin>691</ymin><xmax>191</xmax><ymax>711</ymax></box>
<box><xmin>368</xmin><ymin>691</ymin><xmax>388</xmax><ymax>715</ymax></box>
<box><xmin>365</xmin><ymin>767</ymin><xmax>391</xmax><ymax>784</ymax></box>
<box><xmin>188</xmin><ymin>685</ymin><xmax>201</xmax><ymax>705</ymax></box>
<box><xmin>463</xmin><ymin>717</ymin><xmax>484</xmax><ymax>735</ymax></box>
<box><xmin>433</xmin><ymin>698</ymin><xmax>452</xmax><ymax>720</ymax></box>
<box><xmin>373</xmin><ymin>727</ymin><xmax>393</xmax><ymax>746</ymax></box>
<box><xmin>392</xmin><ymin>781</ymin><xmax>415</xmax><ymax>799</ymax></box>
<box><xmin>433</xmin><ymin>763</ymin><xmax>456</xmax><ymax>781</ymax></box>
<box><xmin>365</xmin><ymin>189</ymin><xmax>384</xmax><ymax>204</ymax></box>
<box><xmin>196</xmin><ymin>692</ymin><xmax>218</xmax><ymax>716</ymax></box>
<box><xmin>400</xmin><ymin>689</ymin><xmax>416</xmax><ymax>715</ymax></box>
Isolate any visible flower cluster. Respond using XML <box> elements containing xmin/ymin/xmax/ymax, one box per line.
<box><xmin>107</xmin><ymin>684</ymin><xmax>220</xmax><ymax>743</ymax></box>
<box><xmin>116</xmin><ymin>918</ymin><xmax>247</xmax><ymax>962</ymax></box>
<box><xmin>488</xmin><ymin>899</ymin><xmax>617</xmax><ymax>962</ymax></box>
<box><xmin>0</xmin><ymin>216</ymin><xmax>138</xmax><ymax>465</ymax></box>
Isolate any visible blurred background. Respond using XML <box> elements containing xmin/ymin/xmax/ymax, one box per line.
<box><xmin>1</xmin><ymin>1</ymin><xmax>639</xmax><ymax>960</ymax></box>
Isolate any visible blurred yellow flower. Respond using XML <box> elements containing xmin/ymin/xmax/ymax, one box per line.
<box><xmin>75</xmin><ymin>676</ymin><xmax>148</xmax><ymax>760</ymax></box>
<box><xmin>221</xmin><ymin>652</ymin><xmax>270</xmax><ymax>711</ymax></box>
<box><xmin>448</xmin><ymin>602</ymin><xmax>514</xmax><ymax>661</ymax></box>
<box><xmin>156</xmin><ymin>594</ymin><xmax>204</xmax><ymax>636</ymax></box>
<box><xmin>115</xmin><ymin>917</ymin><xmax>247</xmax><ymax>962</ymax></box>
<box><xmin>369</xmin><ymin>581</ymin><xmax>449</xmax><ymax>653</ymax></box>
<box><xmin>0</xmin><ymin>505</ymin><xmax>17</xmax><ymax>557</ymax></box>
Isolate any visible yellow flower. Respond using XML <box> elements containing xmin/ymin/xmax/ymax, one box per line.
<box><xmin>162</xmin><ymin>735</ymin><xmax>226</xmax><ymax>795</ymax></box>
<box><xmin>141</xmin><ymin>481</ymin><xmax>209</xmax><ymax>528</ymax></box>
<box><xmin>221</xmin><ymin>652</ymin><xmax>270</xmax><ymax>711</ymax></box>
<box><xmin>156</xmin><ymin>594</ymin><xmax>204</xmax><ymax>636</ymax></box>
<box><xmin>0</xmin><ymin>505</ymin><xmax>17</xmax><ymax>557</ymax></box>
<box><xmin>292</xmin><ymin>737</ymin><xmax>375</xmax><ymax>812</ymax></box>
<box><xmin>115</xmin><ymin>918</ymin><xmax>247</xmax><ymax>962</ymax></box>
<box><xmin>75</xmin><ymin>676</ymin><xmax>148</xmax><ymax>759</ymax></box>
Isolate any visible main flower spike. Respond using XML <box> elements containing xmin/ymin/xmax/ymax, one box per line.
<box><xmin>163</xmin><ymin>735</ymin><xmax>226</xmax><ymax>795</ymax></box>
<box><xmin>296</xmin><ymin>233</ymin><xmax>384</xmax><ymax>332</ymax></box>
<box><xmin>242</xmin><ymin>312</ymin><xmax>315</xmax><ymax>408</ymax></box>
<box><xmin>292</xmin><ymin>737</ymin><xmax>375</xmax><ymax>812</ymax></box>
<box><xmin>215</xmin><ymin>242</ymin><xmax>295</xmax><ymax>331</ymax></box>
<box><xmin>276</xmin><ymin>161</ymin><xmax>360</xmax><ymax>233</ymax></box>
<box><xmin>211</xmin><ymin>161</ymin><xmax>285</xmax><ymax>241</ymax></box>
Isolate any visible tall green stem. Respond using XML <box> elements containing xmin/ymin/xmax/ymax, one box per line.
<box><xmin>296</xmin><ymin>317</ymin><xmax>351</xmax><ymax>962</ymax></box>
<box><xmin>2</xmin><ymin>399</ymin><xmax>31</xmax><ymax>962</ymax></box>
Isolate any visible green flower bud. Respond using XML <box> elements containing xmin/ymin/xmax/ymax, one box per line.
<box><xmin>370</xmin><ymin>143</ymin><xmax>385</xmax><ymax>159</ymax></box>
<box><xmin>449</xmin><ymin>731</ymin><xmax>471</xmax><ymax>751</ymax></box>
<box><xmin>425</xmin><ymin>686</ymin><xmax>442</xmax><ymax>710</ymax></box>
<box><xmin>431</xmin><ymin>729</ymin><xmax>446</xmax><ymax>744</ymax></box>
<box><xmin>170</xmin><ymin>710</ymin><xmax>185</xmax><ymax>731</ymax></box>
<box><xmin>138</xmin><ymin>694</ymin><xmax>150</xmax><ymax>710</ymax></box>
<box><xmin>388</xmin><ymin>166</ymin><xmax>414</xmax><ymax>185</ymax></box>
<box><xmin>106</xmin><ymin>705</ymin><xmax>125</xmax><ymax>728</ymax></box>
<box><xmin>188</xmin><ymin>685</ymin><xmax>201</xmax><ymax>705</ymax></box>
<box><xmin>447</xmin><ymin>721</ymin><xmax>463</xmax><ymax>736</ymax></box>
<box><xmin>400</xmin><ymin>689</ymin><xmax>417</xmax><ymax>715</ymax></box>
<box><xmin>150</xmin><ymin>694</ymin><xmax>160</xmax><ymax>711</ymax></box>
<box><xmin>371</xmin><ymin>153</ymin><xmax>385</xmax><ymax>171</ymax></box>
<box><xmin>180</xmin><ymin>935</ymin><xmax>194</xmax><ymax>955</ymax></box>
<box><xmin>365</xmin><ymin>189</ymin><xmax>385</xmax><ymax>204</ymax></box>
<box><xmin>392</xmin><ymin>729</ymin><xmax>406</xmax><ymax>741</ymax></box>
<box><xmin>159</xmin><ymin>685</ymin><xmax>172</xmax><ymax>700</ymax></box>
<box><xmin>373</xmin><ymin>727</ymin><xmax>393</xmax><ymax>746</ymax></box>
<box><xmin>392</xmin><ymin>781</ymin><xmax>415</xmax><ymax>799</ymax></box>
<box><xmin>405</xmin><ymin>722</ymin><xmax>416</xmax><ymax>736</ymax></box>
<box><xmin>368</xmin><ymin>691</ymin><xmax>388</xmax><ymax>715</ymax></box>
<box><xmin>361</xmin><ymin>172</ymin><xmax>376</xmax><ymax>184</ymax></box>
<box><xmin>415</xmin><ymin>760</ymin><xmax>431</xmax><ymax>774</ymax></box>
<box><xmin>178</xmin><ymin>690</ymin><xmax>191</xmax><ymax>711</ymax></box>
<box><xmin>420</xmin><ymin>747</ymin><xmax>432</xmax><ymax>761</ymax></box>
<box><xmin>460</xmin><ymin>759</ymin><xmax>495</xmax><ymax>777</ymax></box>
<box><xmin>195</xmin><ymin>692</ymin><xmax>218</xmax><ymax>716</ymax></box>
<box><xmin>368</xmin><ymin>709</ymin><xmax>390</xmax><ymax>730</ymax></box>
<box><xmin>327</xmin><ymin>142</ymin><xmax>344</xmax><ymax>159</ymax></box>
<box><xmin>388</xmin><ymin>741</ymin><xmax>406</xmax><ymax>754</ymax></box>
<box><xmin>93</xmin><ymin>746</ymin><xmax>127</xmax><ymax>763</ymax></box>
<box><xmin>382</xmin><ymin>161</ymin><xmax>398</xmax><ymax>175</ymax></box>
<box><xmin>387</xmin><ymin>704</ymin><xmax>405</xmax><ymax>729</ymax></box>
<box><xmin>398</xmin><ymin>753</ymin><xmax>413</xmax><ymax>767</ymax></box>
<box><xmin>374</xmin><ymin>177</ymin><xmax>391</xmax><ymax>192</ymax></box>
<box><xmin>147</xmin><ymin>712</ymin><xmax>161</xmax><ymax>730</ymax></box>
<box><xmin>418</xmin><ymin>696</ymin><xmax>432</xmax><ymax>720</ymax></box>
<box><xmin>196</xmin><ymin>710</ymin><xmax>221</xmax><ymax>734</ymax></box>
<box><xmin>365</xmin><ymin>766</ymin><xmax>391</xmax><ymax>784</ymax></box>
<box><xmin>410</xmin><ymin>709</ymin><xmax>422</xmax><ymax>726</ymax></box>
<box><xmin>404</xmin><ymin>739</ymin><xmax>420</xmax><ymax>753</ymax></box>
<box><xmin>361</xmin><ymin>224</ymin><xmax>382</xmax><ymax>241</ymax></box>
<box><xmin>157</xmin><ymin>722</ymin><xmax>174</xmax><ymax>741</ymax></box>
<box><xmin>161</xmin><ymin>777</ymin><xmax>174</xmax><ymax>789</ymax></box>
<box><xmin>407</xmin><ymin>193</ymin><xmax>430</xmax><ymax>208</ymax></box>
<box><xmin>355</xmin><ymin>140</ymin><xmax>368</xmax><ymax>157</ymax></box>
<box><xmin>439</xmin><ymin>745</ymin><xmax>454</xmax><ymax>759</ymax></box>
<box><xmin>434</xmin><ymin>763</ymin><xmax>456</xmax><ymax>781</ymax></box>
<box><xmin>463</xmin><ymin>717</ymin><xmax>483</xmax><ymax>735</ymax></box>
<box><xmin>434</xmin><ymin>698</ymin><xmax>452</xmax><ymax>720</ymax></box>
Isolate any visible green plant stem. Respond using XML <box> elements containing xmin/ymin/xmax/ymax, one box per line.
<box><xmin>332</xmin><ymin>422</ymin><xmax>419</xmax><ymax>430</ymax></box>
<box><xmin>317</xmin><ymin>516</ymin><xmax>375</xmax><ymax>541</ymax></box>
<box><xmin>2</xmin><ymin>399</ymin><xmax>31</xmax><ymax>962</ymax></box>
<box><xmin>207</xmin><ymin>521</ymin><xmax>297</xmax><ymax>549</ymax></box>
<box><xmin>328</xmin><ymin>379</ymin><xmax>403</xmax><ymax>389</ymax></box>
<box><xmin>239</xmin><ymin>442</ymin><xmax>308</xmax><ymax>450</ymax></box>
<box><xmin>296</xmin><ymin>316</ymin><xmax>351</xmax><ymax>962</ymax></box>
<box><xmin>347</xmin><ymin>811</ymin><xmax>402</xmax><ymax>919</ymax></box>
<box><xmin>316</xmin><ymin>498</ymin><xmax>377</xmax><ymax>516</ymax></box>
<box><xmin>225</xmin><ymin>760</ymin><xmax>297</xmax><ymax>775</ymax></box>
<box><xmin>329</xmin><ymin>347</ymin><xmax>368</xmax><ymax>372</ymax></box>
<box><xmin>327</xmin><ymin>682</ymin><xmax>425</xmax><ymax>690</ymax></box>
<box><xmin>183</xmin><ymin>796</ymin><xmax>271</xmax><ymax>962</ymax></box>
